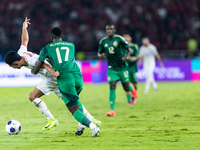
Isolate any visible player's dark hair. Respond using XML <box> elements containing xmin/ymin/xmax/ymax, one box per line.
<box><xmin>142</xmin><ymin>36</ymin><xmax>150</xmax><ymax>40</ymax></box>
<box><xmin>51</xmin><ymin>27</ymin><xmax>63</xmax><ymax>38</ymax></box>
<box><xmin>5</xmin><ymin>51</ymin><xmax>22</xmax><ymax>65</ymax></box>
<box><xmin>123</xmin><ymin>32</ymin><xmax>130</xmax><ymax>35</ymax></box>
<box><xmin>106</xmin><ymin>24</ymin><xmax>115</xmax><ymax>29</ymax></box>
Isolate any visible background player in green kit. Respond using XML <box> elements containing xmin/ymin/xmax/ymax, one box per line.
<box><xmin>124</xmin><ymin>34</ymin><xmax>140</xmax><ymax>101</ymax></box>
<box><xmin>98</xmin><ymin>25</ymin><xmax>136</xmax><ymax>117</ymax></box>
<box><xmin>32</xmin><ymin>27</ymin><xmax>100</xmax><ymax>137</ymax></box>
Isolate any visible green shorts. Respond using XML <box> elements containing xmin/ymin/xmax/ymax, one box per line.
<box><xmin>128</xmin><ymin>67</ymin><xmax>138</xmax><ymax>84</ymax></box>
<box><xmin>57</xmin><ymin>72</ymin><xmax>83</xmax><ymax>106</ymax></box>
<box><xmin>129</xmin><ymin>71</ymin><xmax>138</xmax><ymax>84</ymax></box>
<box><xmin>107</xmin><ymin>68</ymin><xmax>129</xmax><ymax>83</ymax></box>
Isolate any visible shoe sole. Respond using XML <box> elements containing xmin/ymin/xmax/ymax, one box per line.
<box><xmin>106</xmin><ymin>114</ymin><xmax>116</xmax><ymax>116</ymax></box>
<box><xmin>75</xmin><ymin>127</ymin><xmax>86</xmax><ymax>136</ymax></box>
<box><xmin>128</xmin><ymin>101</ymin><xmax>136</xmax><ymax>105</ymax></box>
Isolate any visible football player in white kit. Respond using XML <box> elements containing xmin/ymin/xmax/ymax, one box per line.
<box><xmin>5</xmin><ymin>18</ymin><xmax>101</xmax><ymax>133</ymax></box>
<box><xmin>139</xmin><ymin>37</ymin><xmax>163</xmax><ymax>94</ymax></box>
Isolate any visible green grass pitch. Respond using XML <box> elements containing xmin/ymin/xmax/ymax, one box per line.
<box><xmin>0</xmin><ymin>82</ymin><xmax>200</xmax><ymax>150</ymax></box>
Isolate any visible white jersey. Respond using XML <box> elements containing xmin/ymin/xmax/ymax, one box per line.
<box><xmin>17</xmin><ymin>44</ymin><xmax>54</xmax><ymax>80</ymax></box>
<box><xmin>139</xmin><ymin>44</ymin><xmax>158</xmax><ymax>68</ymax></box>
<box><xmin>17</xmin><ymin>45</ymin><xmax>61</xmax><ymax>98</ymax></box>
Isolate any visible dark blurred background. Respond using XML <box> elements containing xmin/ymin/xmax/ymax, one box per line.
<box><xmin>0</xmin><ymin>0</ymin><xmax>200</xmax><ymax>61</ymax></box>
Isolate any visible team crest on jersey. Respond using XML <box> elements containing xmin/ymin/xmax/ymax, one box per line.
<box><xmin>131</xmin><ymin>48</ymin><xmax>134</xmax><ymax>54</ymax></box>
<box><xmin>113</xmin><ymin>41</ymin><xmax>118</xmax><ymax>47</ymax></box>
<box><xmin>104</xmin><ymin>43</ymin><xmax>108</xmax><ymax>47</ymax></box>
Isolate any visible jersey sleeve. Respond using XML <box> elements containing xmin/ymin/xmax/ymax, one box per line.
<box><xmin>120</xmin><ymin>37</ymin><xmax>129</xmax><ymax>49</ymax></box>
<box><xmin>72</xmin><ymin>43</ymin><xmax>75</xmax><ymax>54</ymax></box>
<box><xmin>139</xmin><ymin>46</ymin><xmax>144</xmax><ymax>57</ymax></box>
<box><xmin>131</xmin><ymin>44</ymin><xmax>139</xmax><ymax>56</ymax></box>
<box><xmin>38</xmin><ymin>46</ymin><xmax>48</xmax><ymax>62</ymax></box>
<box><xmin>152</xmin><ymin>45</ymin><xmax>158</xmax><ymax>56</ymax></box>
<box><xmin>98</xmin><ymin>40</ymin><xmax>105</xmax><ymax>53</ymax></box>
<box><xmin>135</xmin><ymin>44</ymin><xmax>139</xmax><ymax>56</ymax></box>
<box><xmin>17</xmin><ymin>44</ymin><xmax>27</xmax><ymax>55</ymax></box>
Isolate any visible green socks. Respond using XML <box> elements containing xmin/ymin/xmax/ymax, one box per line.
<box><xmin>73</xmin><ymin>110</ymin><xmax>91</xmax><ymax>127</ymax></box>
<box><xmin>78</xmin><ymin>100</ymin><xmax>83</xmax><ymax>113</ymax></box>
<box><xmin>74</xmin><ymin>101</ymin><xmax>91</xmax><ymax>127</ymax></box>
<box><xmin>109</xmin><ymin>89</ymin><xmax>116</xmax><ymax>110</ymax></box>
<box><xmin>126</xmin><ymin>93</ymin><xmax>132</xmax><ymax>103</ymax></box>
<box><xmin>129</xmin><ymin>84</ymin><xmax>133</xmax><ymax>91</ymax></box>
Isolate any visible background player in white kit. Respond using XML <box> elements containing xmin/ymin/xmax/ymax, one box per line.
<box><xmin>139</xmin><ymin>37</ymin><xmax>163</xmax><ymax>94</ymax></box>
<box><xmin>5</xmin><ymin>18</ymin><xmax>101</xmax><ymax>132</ymax></box>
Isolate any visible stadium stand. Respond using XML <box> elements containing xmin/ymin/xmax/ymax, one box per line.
<box><xmin>0</xmin><ymin>0</ymin><xmax>200</xmax><ymax>60</ymax></box>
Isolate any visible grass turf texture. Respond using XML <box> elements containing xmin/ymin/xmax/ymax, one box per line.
<box><xmin>0</xmin><ymin>82</ymin><xmax>200</xmax><ymax>150</ymax></box>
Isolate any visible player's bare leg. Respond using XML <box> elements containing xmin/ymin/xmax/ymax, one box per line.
<box><xmin>133</xmin><ymin>83</ymin><xmax>137</xmax><ymax>90</ymax></box>
<box><xmin>29</xmin><ymin>87</ymin><xmax>44</xmax><ymax>102</ymax></box>
<box><xmin>29</xmin><ymin>88</ymin><xmax>58</xmax><ymax>131</ymax></box>
<box><xmin>106</xmin><ymin>81</ymin><xmax>117</xmax><ymax>116</ymax></box>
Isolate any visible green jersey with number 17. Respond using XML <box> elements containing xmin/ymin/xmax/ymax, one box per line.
<box><xmin>98</xmin><ymin>34</ymin><xmax>129</xmax><ymax>71</ymax></box>
<box><xmin>38</xmin><ymin>40</ymin><xmax>80</xmax><ymax>74</ymax></box>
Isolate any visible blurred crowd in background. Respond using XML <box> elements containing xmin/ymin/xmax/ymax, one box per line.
<box><xmin>0</xmin><ymin>0</ymin><xmax>200</xmax><ymax>61</ymax></box>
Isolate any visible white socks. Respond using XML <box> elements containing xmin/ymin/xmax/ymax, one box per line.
<box><xmin>89</xmin><ymin>123</ymin><xmax>96</xmax><ymax>130</ymax></box>
<box><xmin>82</xmin><ymin>105</ymin><xmax>95</xmax><ymax>123</ymax></box>
<box><xmin>32</xmin><ymin>98</ymin><xmax>55</xmax><ymax>120</ymax></box>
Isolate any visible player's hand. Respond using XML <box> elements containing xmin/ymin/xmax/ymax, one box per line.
<box><xmin>159</xmin><ymin>62</ymin><xmax>164</xmax><ymax>67</ymax></box>
<box><xmin>23</xmin><ymin>17</ymin><xmax>31</xmax><ymax>29</ymax></box>
<box><xmin>122</xmin><ymin>57</ymin><xmax>128</xmax><ymax>62</ymax></box>
<box><xmin>138</xmin><ymin>59</ymin><xmax>142</xmax><ymax>66</ymax></box>
<box><xmin>31</xmin><ymin>68</ymin><xmax>37</xmax><ymax>75</ymax></box>
<box><xmin>130</xmin><ymin>57</ymin><xmax>137</xmax><ymax>62</ymax></box>
<box><xmin>98</xmin><ymin>53</ymin><xmax>106</xmax><ymax>59</ymax></box>
<box><xmin>53</xmin><ymin>71</ymin><xmax>60</xmax><ymax>78</ymax></box>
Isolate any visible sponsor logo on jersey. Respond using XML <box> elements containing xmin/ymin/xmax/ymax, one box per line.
<box><xmin>130</xmin><ymin>48</ymin><xmax>134</xmax><ymax>54</ymax></box>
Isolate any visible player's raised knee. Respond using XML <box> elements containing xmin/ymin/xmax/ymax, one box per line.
<box><xmin>29</xmin><ymin>93</ymin><xmax>36</xmax><ymax>102</ymax></box>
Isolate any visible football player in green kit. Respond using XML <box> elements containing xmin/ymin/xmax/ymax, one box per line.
<box><xmin>124</xmin><ymin>34</ymin><xmax>140</xmax><ymax>102</ymax></box>
<box><xmin>98</xmin><ymin>25</ymin><xmax>136</xmax><ymax>117</ymax></box>
<box><xmin>32</xmin><ymin>27</ymin><xmax>100</xmax><ymax>137</ymax></box>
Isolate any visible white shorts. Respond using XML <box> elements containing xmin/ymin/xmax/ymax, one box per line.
<box><xmin>36</xmin><ymin>78</ymin><xmax>62</xmax><ymax>98</ymax></box>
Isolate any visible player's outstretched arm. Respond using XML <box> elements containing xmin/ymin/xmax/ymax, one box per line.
<box><xmin>42</xmin><ymin>63</ymin><xmax>55</xmax><ymax>73</ymax></box>
<box><xmin>122</xmin><ymin>47</ymin><xmax>131</xmax><ymax>62</ymax></box>
<box><xmin>97</xmin><ymin>52</ymin><xmax>105</xmax><ymax>59</ymax></box>
<box><xmin>53</xmin><ymin>71</ymin><xmax>60</xmax><ymax>78</ymax></box>
<box><xmin>156</xmin><ymin>54</ymin><xmax>163</xmax><ymax>67</ymax></box>
<box><xmin>42</xmin><ymin>63</ymin><xmax>59</xmax><ymax>78</ymax></box>
<box><xmin>21</xmin><ymin>17</ymin><xmax>31</xmax><ymax>46</ymax></box>
<box><xmin>138</xmin><ymin>55</ymin><xmax>143</xmax><ymax>66</ymax></box>
<box><xmin>130</xmin><ymin>55</ymin><xmax>141</xmax><ymax>62</ymax></box>
<box><xmin>31</xmin><ymin>60</ymin><xmax>43</xmax><ymax>75</ymax></box>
